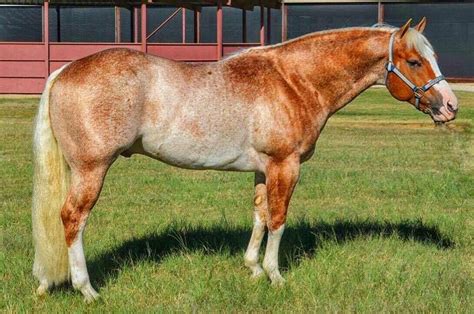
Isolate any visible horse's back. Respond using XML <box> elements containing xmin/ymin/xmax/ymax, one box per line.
<box><xmin>47</xmin><ymin>48</ymin><xmax>282</xmax><ymax>172</ymax></box>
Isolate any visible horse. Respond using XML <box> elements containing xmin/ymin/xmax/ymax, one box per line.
<box><xmin>32</xmin><ymin>18</ymin><xmax>458</xmax><ymax>302</ymax></box>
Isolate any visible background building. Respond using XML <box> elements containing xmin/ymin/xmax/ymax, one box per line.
<box><xmin>0</xmin><ymin>0</ymin><xmax>473</xmax><ymax>93</ymax></box>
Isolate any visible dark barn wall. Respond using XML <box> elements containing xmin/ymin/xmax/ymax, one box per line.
<box><xmin>0</xmin><ymin>3</ymin><xmax>472</xmax><ymax>77</ymax></box>
<box><xmin>287</xmin><ymin>4</ymin><xmax>378</xmax><ymax>38</ymax></box>
<box><xmin>147</xmin><ymin>6</ymin><xmax>182</xmax><ymax>43</ymax></box>
<box><xmin>119</xmin><ymin>7</ymin><xmax>133</xmax><ymax>42</ymax></box>
<box><xmin>0</xmin><ymin>6</ymin><xmax>133</xmax><ymax>42</ymax></box>
<box><xmin>222</xmin><ymin>6</ymin><xmax>281</xmax><ymax>44</ymax></box>
<box><xmin>0</xmin><ymin>6</ymin><xmax>42</xmax><ymax>41</ymax></box>
<box><xmin>223</xmin><ymin>7</ymin><xmax>243</xmax><ymax>43</ymax></box>
<box><xmin>195</xmin><ymin>6</ymin><xmax>217</xmax><ymax>43</ymax></box>
<box><xmin>48</xmin><ymin>6</ymin><xmax>115</xmax><ymax>42</ymax></box>
<box><xmin>199</xmin><ymin>6</ymin><xmax>267</xmax><ymax>44</ymax></box>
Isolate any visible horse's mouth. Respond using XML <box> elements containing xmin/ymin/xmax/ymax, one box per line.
<box><xmin>431</xmin><ymin>113</ymin><xmax>456</xmax><ymax>124</ymax></box>
<box><xmin>428</xmin><ymin>106</ymin><xmax>456</xmax><ymax>124</ymax></box>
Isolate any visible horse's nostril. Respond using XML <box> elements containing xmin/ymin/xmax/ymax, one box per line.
<box><xmin>447</xmin><ymin>101</ymin><xmax>457</xmax><ymax>113</ymax></box>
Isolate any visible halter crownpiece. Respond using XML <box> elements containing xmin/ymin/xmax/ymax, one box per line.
<box><xmin>385</xmin><ymin>32</ymin><xmax>445</xmax><ymax>111</ymax></box>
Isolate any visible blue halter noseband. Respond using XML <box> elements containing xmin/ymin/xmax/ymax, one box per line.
<box><xmin>385</xmin><ymin>32</ymin><xmax>445</xmax><ymax>110</ymax></box>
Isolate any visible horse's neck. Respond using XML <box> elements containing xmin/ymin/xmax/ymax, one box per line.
<box><xmin>274</xmin><ymin>29</ymin><xmax>390</xmax><ymax>115</ymax></box>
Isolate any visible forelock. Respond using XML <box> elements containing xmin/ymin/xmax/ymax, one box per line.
<box><xmin>404</xmin><ymin>29</ymin><xmax>434</xmax><ymax>58</ymax></box>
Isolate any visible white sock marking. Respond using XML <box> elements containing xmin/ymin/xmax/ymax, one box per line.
<box><xmin>263</xmin><ymin>224</ymin><xmax>285</xmax><ymax>284</ymax></box>
<box><xmin>244</xmin><ymin>213</ymin><xmax>266</xmax><ymax>277</ymax></box>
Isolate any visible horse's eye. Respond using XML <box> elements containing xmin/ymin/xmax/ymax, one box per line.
<box><xmin>407</xmin><ymin>59</ymin><xmax>421</xmax><ymax>67</ymax></box>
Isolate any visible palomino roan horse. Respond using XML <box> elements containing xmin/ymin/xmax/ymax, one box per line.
<box><xmin>32</xmin><ymin>18</ymin><xmax>458</xmax><ymax>302</ymax></box>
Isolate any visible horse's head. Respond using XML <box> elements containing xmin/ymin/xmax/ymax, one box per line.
<box><xmin>385</xmin><ymin>18</ymin><xmax>458</xmax><ymax>123</ymax></box>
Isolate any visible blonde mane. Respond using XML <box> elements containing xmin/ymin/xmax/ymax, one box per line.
<box><xmin>224</xmin><ymin>27</ymin><xmax>394</xmax><ymax>60</ymax></box>
<box><xmin>224</xmin><ymin>26</ymin><xmax>434</xmax><ymax>61</ymax></box>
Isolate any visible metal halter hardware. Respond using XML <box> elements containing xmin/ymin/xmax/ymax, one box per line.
<box><xmin>385</xmin><ymin>32</ymin><xmax>445</xmax><ymax>110</ymax></box>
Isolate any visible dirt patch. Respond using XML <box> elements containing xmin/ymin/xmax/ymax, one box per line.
<box><xmin>330</xmin><ymin>120</ymin><xmax>471</xmax><ymax>132</ymax></box>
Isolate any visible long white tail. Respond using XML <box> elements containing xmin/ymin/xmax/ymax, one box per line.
<box><xmin>32</xmin><ymin>66</ymin><xmax>70</xmax><ymax>287</ymax></box>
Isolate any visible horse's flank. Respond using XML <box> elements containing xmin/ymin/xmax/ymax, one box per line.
<box><xmin>50</xmin><ymin>27</ymin><xmax>391</xmax><ymax>174</ymax></box>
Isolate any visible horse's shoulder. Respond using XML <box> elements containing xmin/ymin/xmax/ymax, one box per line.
<box><xmin>222</xmin><ymin>52</ymin><xmax>280</xmax><ymax>84</ymax></box>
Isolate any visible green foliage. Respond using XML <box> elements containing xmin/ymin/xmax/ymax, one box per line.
<box><xmin>1</xmin><ymin>89</ymin><xmax>473</xmax><ymax>312</ymax></box>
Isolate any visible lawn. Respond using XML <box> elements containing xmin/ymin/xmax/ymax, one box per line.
<box><xmin>1</xmin><ymin>88</ymin><xmax>473</xmax><ymax>312</ymax></box>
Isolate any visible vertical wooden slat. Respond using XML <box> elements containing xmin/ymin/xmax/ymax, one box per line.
<box><xmin>194</xmin><ymin>9</ymin><xmax>201</xmax><ymax>43</ymax></box>
<box><xmin>217</xmin><ymin>0</ymin><xmax>223</xmax><ymax>60</ymax></box>
<box><xmin>44</xmin><ymin>0</ymin><xmax>49</xmax><ymax>78</ymax></box>
<box><xmin>242</xmin><ymin>9</ymin><xmax>247</xmax><ymax>43</ymax></box>
<box><xmin>56</xmin><ymin>5</ymin><xmax>61</xmax><ymax>42</ymax></box>
<box><xmin>182</xmin><ymin>8</ymin><xmax>186</xmax><ymax>44</ymax></box>
<box><xmin>115</xmin><ymin>6</ymin><xmax>121</xmax><ymax>43</ymax></box>
<box><xmin>281</xmin><ymin>2</ymin><xmax>287</xmax><ymax>42</ymax></box>
<box><xmin>259</xmin><ymin>2</ymin><xmax>264</xmax><ymax>46</ymax></box>
<box><xmin>141</xmin><ymin>3</ymin><xmax>147</xmax><ymax>52</ymax></box>
<box><xmin>378</xmin><ymin>1</ymin><xmax>385</xmax><ymax>24</ymax></box>
<box><xmin>266</xmin><ymin>8</ymin><xmax>271</xmax><ymax>44</ymax></box>
<box><xmin>134</xmin><ymin>7</ymin><xmax>139</xmax><ymax>43</ymax></box>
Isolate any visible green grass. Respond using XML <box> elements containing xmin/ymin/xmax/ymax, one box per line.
<box><xmin>1</xmin><ymin>89</ymin><xmax>473</xmax><ymax>312</ymax></box>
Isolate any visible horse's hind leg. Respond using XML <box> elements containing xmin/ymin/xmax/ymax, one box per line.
<box><xmin>61</xmin><ymin>164</ymin><xmax>108</xmax><ymax>302</ymax></box>
<box><xmin>244</xmin><ymin>173</ymin><xmax>268</xmax><ymax>278</ymax></box>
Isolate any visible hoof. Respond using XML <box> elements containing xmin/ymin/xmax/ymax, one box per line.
<box><xmin>35</xmin><ymin>280</ymin><xmax>50</xmax><ymax>296</ymax></box>
<box><xmin>81</xmin><ymin>285</ymin><xmax>100</xmax><ymax>303</ymax></box>
<box><xmin>271</xmin><ymin>277</ymin><xmax>286</xmax><ymax>287</ymax></box>
<box><xmin>250</xmin><ymin>265</ymin><xmax>265</xmax><ymax>279</ymax></box>
<box><xmin>36</xmin><ymin>284</ymin><xmax>48</xmax><ymax>296</ymax></box>
<box><xmin>269</xmin><ymin>272</ymin><xmax>286</xmax><ymax>287</ymax></box>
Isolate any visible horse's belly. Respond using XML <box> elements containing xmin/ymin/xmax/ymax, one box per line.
<box><xmin>142</xmin><ymin>135</ymin><xmax>261</xmax><ymax>171</ymax></box>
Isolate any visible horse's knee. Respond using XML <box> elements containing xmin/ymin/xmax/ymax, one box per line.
<box><xmin>268</xmin><ymin>213</ymin><xmax>286</xmax><ymax>232</ymax></box>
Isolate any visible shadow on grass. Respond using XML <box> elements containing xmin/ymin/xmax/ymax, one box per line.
<box><xmin>88</xmin><ymin>218</ymin><xmax>454</xmax><ymax>289</ymax></box>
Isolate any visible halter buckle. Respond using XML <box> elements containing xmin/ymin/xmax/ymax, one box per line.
<box><xmin>386</xmin><ymin>62</ymin><xmax>395</xmax><ymax>72</ymax></box>
<box><xmin>414</xmin><ymin>87</ymin><xmax>424</xmax><ymax>100</ymax></box>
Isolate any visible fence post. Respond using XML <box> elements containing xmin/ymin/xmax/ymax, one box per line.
<box><xmin>281</xmin><ymin>2</ymin><xmax>287</xmax><ymax>42</ymax></box>
<box><xmin>267</xmin><ymin>8</ymin><xmax>271</xmax><ymax>44</ymax></box>
<box><xmin>259</xmin><ymin>1</ymin><xmax>265</xmax><ymax>46</ymax></box>
<box><xmin>115</xmin><ymin>6</ymin><xmax>121</xmax><ymax>43</ymax></box>
<box><xmin>134</xmin><ymin>7</ymin><xmax>139</xmax><ymax>43</ymax></box>
<box><xmin>242</xmin><ymin>9</ymin><xmax>247</xmax><ymax>43</ymax></box>
<box><xmin>44</xmin><ymin>0</ymin><xmax>50</xmax><ymax>79</ymax></box>
<box><xmin>217</xmin><ymin>0</ymin><xmax>223</xmax><ymax>60</ymax></box>
<box><xmin>141</xmin><ymin>2</ymin><xmax>147</xmax><ymax>52</ymax></box>
<box><xmin>194</xmin><ymin>9</ymin><xmax>200</xmax><ymax>43</ymax></box>
<box><xmin>182</xmin><ymin>8</ymin><xmax>186</xmax><ymax>43</ymax></box>
<box><xmin>378</xmin><ymin>1</ymin><xmax>384</xmax><ymax>24</ymax></box>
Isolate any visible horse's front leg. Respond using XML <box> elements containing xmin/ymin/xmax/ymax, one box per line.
<box><xmin>262</xmin><ymin>155</ymin><xmax>300</xmax><ymax>285</ymax></box>
<box><xmin>244</xmin><ymin>172</ymin><xmax>268</xmax><ymax>278</ymax></box>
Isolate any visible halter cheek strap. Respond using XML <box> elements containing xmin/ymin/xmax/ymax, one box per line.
<box><xmin>385</xmin><ymin>32</ymin><xmax>445</xmax><ymax>110</ymax></box>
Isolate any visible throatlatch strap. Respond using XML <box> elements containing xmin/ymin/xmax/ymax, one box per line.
<box><xmin>387</xmin><ymin>64</ymin><xmax>417</xmax><ymax>90</ymax></box>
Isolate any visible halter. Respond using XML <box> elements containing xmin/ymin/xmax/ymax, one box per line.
<box><xmin>385</xmin><ymin>32</ymin><xmax>445</xmax><ymax>110</ymax></box>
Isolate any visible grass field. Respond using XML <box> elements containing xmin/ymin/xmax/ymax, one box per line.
<box><xmin>1</xmin><ymin>89</ymin><xmax>473</xmax><ymax>312</ymax></box>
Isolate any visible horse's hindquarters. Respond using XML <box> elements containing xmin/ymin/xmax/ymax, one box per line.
<box><xmin>49</xmin><ymin>51</ymin><xmax>150</xmax><ymax>168</ymax></box>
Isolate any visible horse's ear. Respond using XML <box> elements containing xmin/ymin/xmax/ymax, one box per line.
<box><xmin>397</xmin><ymin>18</ymin><xmax>412</xmax><ymax>38</ymax></box>
<box><xmin>415</xmin><ymin>17</ymin><xmax>427</xmax><ymax>33</ymax></box>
